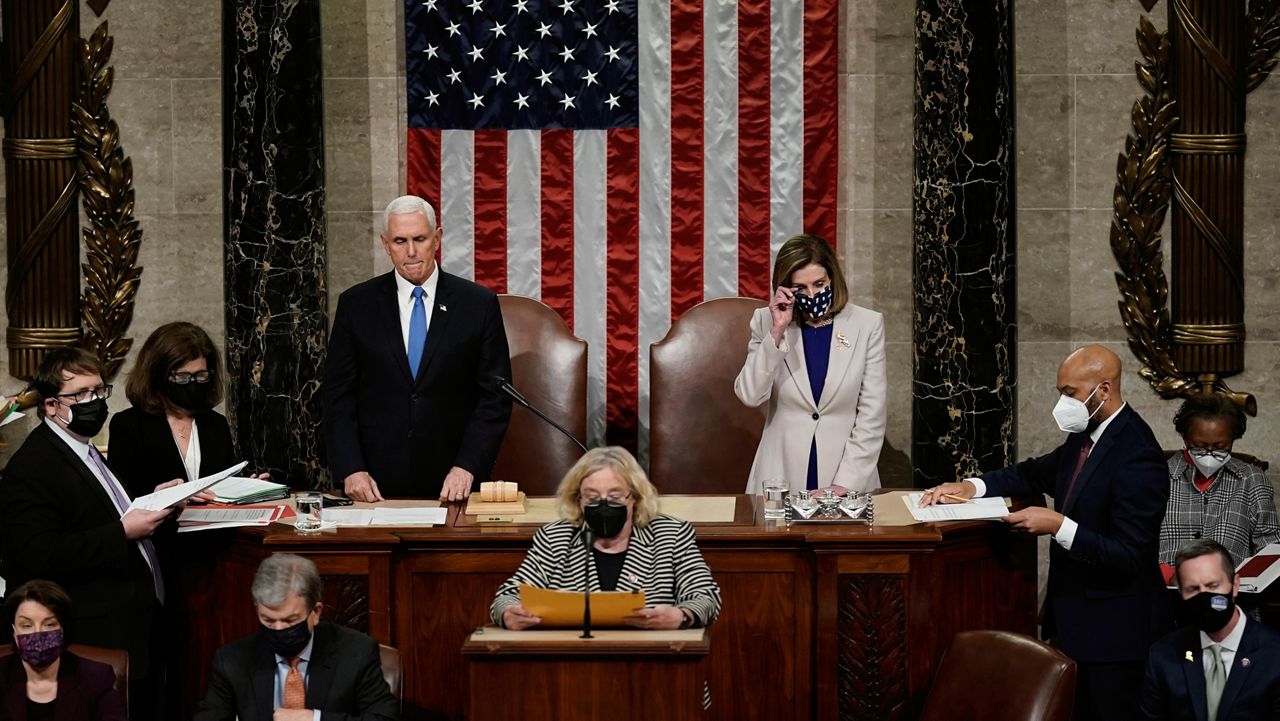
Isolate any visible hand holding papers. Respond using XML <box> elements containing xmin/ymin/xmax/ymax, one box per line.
<box><xmin>903</xmin><ymin>492</ymin><xmax>1010</xmax><ymax>522</ymax></box>
<box><xmin>126</xmin><ymin>461</ymin><xmax>248</xmax><ymax>512</ymax></box>
<box><xmin>519</xmin><ymin>583</ymin><xmax>646</xmax><ymax>628</ymax></box>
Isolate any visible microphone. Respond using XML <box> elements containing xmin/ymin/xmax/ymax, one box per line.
<box><xmin>493</xmin><ymin>376</ymin><xmax>589</xmax><ymax>453</ymax></box>
<box><xmin>579</xmin><ymin>523</ymin><xmax>594</xmax><ymax>639</ymax></box>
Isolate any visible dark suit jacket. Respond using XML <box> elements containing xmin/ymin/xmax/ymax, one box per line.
<box><xmin>193</xmin><ymin>622</ymin><xmax>399</xmax><ymax>721</ymax></box>
<box><xmin>106</xmin><ymin>406</ymin><xmax>238</xmax><ymax>498</ymax></box>
<box><xmin>0</xmin><ymin>652</ymin><xmax>128</xmax><ymax>721</ymax></box>
<box><xmin>981</xmin><ymin>404</ymin><xmax>1170</xmax><ymax>663</ymax></box>
<box><xmin>0</xmin><ymin>423</ymin><xmax>159</xmax><ymax>677</ymax></box>
<box><xmin>323</xmin><ymin>270</ymin><xmax>512</xmax><ymax>497</ymax></box>
<box><xmin>1141</xmin><ymin>618</ymin><xmax>1280</xmax><ymax>720</ymax></box>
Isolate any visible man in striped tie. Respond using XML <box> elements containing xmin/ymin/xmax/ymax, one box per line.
<box><xmin>195</xmin><ymin>554</ymin><xmax>399</xmax><ymax>721</ymax></box>
<box><xmin>0</xmin><ymin>347</ymin><xmax>178</xmax><ymax>719</ymax></box>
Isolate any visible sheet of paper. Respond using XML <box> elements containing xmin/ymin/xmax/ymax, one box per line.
<box><xmin>178</xmin><ymin>507</ymin><xmax>279</xmax><ymax>524</ymax></box>
<box><xmin>0</xmin><ymin>409</ymin><xmax>25</xmax><ymax>428</ymax></box>
<box><xmin>657</xmin><ymin>496</ymin><xmax>737</xmax><ymax>523</ymax></box>
<box><xmin>901</xmin><ymin>492</ymin><xmax>1010</xmax><ymax>522</ymax></box>
<box><xmin>368</xmin><ymin>507</ymin><xmax>447</xmax><ymax>526</ymax></box>
<box><xmin>127</xmin><ymin>461</ymin><xmax>249</xmax><ymax>512</ymax></box>
<box><xmin>324</xmin><ymin>509</ymin><xmax>375</xmax><ymax>526</ymax></box>
<box><xmin>519</xmin><ymin>583</ymin><xmax>647</xmax><ymax>628</ymax></box>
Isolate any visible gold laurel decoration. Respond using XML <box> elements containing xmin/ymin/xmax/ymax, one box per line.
<box><xmin>71</xmin><ymin>21</ymin><xmax>143</xmax><ymax>381</ymax></box>
<box><xmin>1247</xmin><ymin>0</ymin><xmax>1280</xmax><ymax>92</ymax></box>
<box><xmin>1110</xmin><ymin>17</ymin><xmax>1195</xmax><ymax>401</ymax></box>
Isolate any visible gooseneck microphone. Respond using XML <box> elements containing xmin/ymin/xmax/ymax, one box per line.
<box><xmin>493</xmin><ymin>376</ymin><xmax>589</xmax><ymax>453</ymax></box>
<box><xmin>579</xmin><ymin>524</ymin><xmax>594</xmax><ymax>639</ymax></box>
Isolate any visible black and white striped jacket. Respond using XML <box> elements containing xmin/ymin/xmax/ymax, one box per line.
<box><xmin>491</xmin><ymin>514</ymin><xmax>722</xmax><ymax>627</ymax></box>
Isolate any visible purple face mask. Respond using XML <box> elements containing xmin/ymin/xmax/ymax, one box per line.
<box><xmin>15</xmin><ymin>629</ymin><xmax>64</xmax><ymax>668</ymax></box>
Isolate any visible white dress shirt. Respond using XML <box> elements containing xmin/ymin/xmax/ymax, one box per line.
<box><xmin>393</xmin><ymin>265</ymin><xmax>440</xmax><ymax>353</ymax></box>
<box><xmin>180</xmin><ymin>419</ymin><xmax>201</xmax><ymax>482</ymax></box>
<box><xmin>968</xmin><ymin>402</ymin><xmax>1128</xmax><ymax>551</ymax></box>
<box><xmin>1202</xmin><ymin>611</ymin><xmax>1246</xmax><ymax>681</ymax></box>
<box><xmin>45</xmin><ymin>418</ymin><xmax>159</xmax><ymax>578</ymax></box>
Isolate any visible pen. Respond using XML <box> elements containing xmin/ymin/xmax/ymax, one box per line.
<box><xmin>942</xmin><ymin>493</ymin><xmax>975</xmax><ymax>504</ymax></box>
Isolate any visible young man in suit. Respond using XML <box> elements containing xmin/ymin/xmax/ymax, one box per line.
<box><xmin>194</xmin><ymin>554</ymin><xmax>399</xmax><ymax>721</ymax></box>
<box><xmin>0</xmin><ymin>347</ymin><xmax>178</xmax><ymax>720</ymax></box>
<box><xmin>1141</xmin><ymin>539</ymin><xmax>1280</xmax><ymax>720</ymax></box>
<box><xmin>922</xmin><ymin>345</ymin><xmax>1171</xmax><ymax>721</ymax></box>
<box><xmin>323</xmin><ymin>195</ymin><xmax>512</xmax><ymax>502</ymax></box>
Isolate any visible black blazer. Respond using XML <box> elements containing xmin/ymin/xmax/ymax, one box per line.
<box><xmin>0</xmin><ymin>652</ymin><xmax>128</xmax><ymax>721</ymax></box>
<box><xmin>106</xmin><ymin>406</ymin><xmax>238</xmax><ymax>498</ymax></box>
<box><xmin>981</xmin><ymin>404</ymin><xmax>1171</xmax><ymax>663</ymax></box>
<box><xmin>323</xmin><ymin>270</ymin><xmax>512</xmax><ymax>498</ymax></box>
<box><xmin>1141</xmin><ymin>618</ymin><xmax>1280</xmax><ymax>720</ymax></box>
<box><xmin>0</xmin><ymin>423</ymin><xmax>159</xmax><ymax>677</ymax></box>
<box><xmin>193</xmin><ymin>621</ymin><xmax>399</xmax><ymax>721</ymax></box>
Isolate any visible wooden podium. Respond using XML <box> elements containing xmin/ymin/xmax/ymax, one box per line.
<box><xmin>463</xmin><ymin>628</ymin><xmax>711</xmax><ymax>720</ymax></box>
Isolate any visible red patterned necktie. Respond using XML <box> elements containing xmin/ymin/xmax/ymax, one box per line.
<box><xmin>1062</xmin><ymin>438</ymin><xmax>1094</xmax><ymax>505</ymax></box>
<box><xmin>283</xmin><ymin>656</ymin><xmax>305</xmax><ymax>709</ymax></box>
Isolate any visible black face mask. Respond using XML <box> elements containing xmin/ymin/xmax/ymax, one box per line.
<box><xmin>1180</xmin><ymin>591</ymin><xmax>1236</xmax><ymax>634</ymax></box>
<box><xmin>165</xmin><ymin>380</ymin><xmax>210</xmax><ymax>412</ymax></box>
<box><xmin>259</xmin><ymin>618</ymin><xmax>312</xmax><ymax>659</ymax></box>
<box><xmin>582</xmin><ymin>501</ymin><xmax>629</xmax><ymax>539</ymax></box>
<box><xmin>61</xmin><ymin>398</ymin><xmax>109</xmax><ymax>438</ymax></box>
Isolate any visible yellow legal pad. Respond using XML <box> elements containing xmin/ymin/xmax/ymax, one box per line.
<box><xmin>518</xmin><ymin>583</ymin><xmax>647</xmax><ymax>628</ymax></box>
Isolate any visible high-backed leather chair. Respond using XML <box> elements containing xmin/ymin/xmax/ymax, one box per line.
<box><xmin>649</xmin><ymin>297</ymin><xmax>767</xmax><ymax>493</ymax></box>
<box><xmin>0</xmin><ymin>644</ymin><xmax>129</xmax><ymax>710</ymax></box>
<box><xmin>491</xmin><ymin>295</ymin><xmax>588</xmax><ymax>495</ymax></box>
<box><xmin>379</xmin><ymin>644</ymin><xmax>402</xmax><ymax>705</ymax></box>
<box><xmin>920</xmin><ymin>630</ymin><xmax>1076</xmax><ymax>721</ymax></box>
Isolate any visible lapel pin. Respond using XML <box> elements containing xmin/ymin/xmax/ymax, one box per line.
<box><xmin>1241</xmin><ymin>658</ymin><xmax>1251</xmax><ymax>668</ymax></box>
<box><xmin>438</xmin><ymin>304</ymin><xmax>447</xmax><ymax>312</ymax></box>
<box><xmin>1186</xmin><ymin>651</ymin><xmax>1195</xmax><ymax>663</ymax></box>
<box><xmin>836</xmin><ymin>332</ymin><xmax>850</xmax><ymax>348</ymax></box>
<box><xmin>627</xmin><ymin>572</ymin><xmax>639</xmax><ymax>584</ymax></box>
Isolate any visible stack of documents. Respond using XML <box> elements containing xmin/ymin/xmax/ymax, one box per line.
<box><xmin>323</xmin><ymin>507</ymin><xmax>448</xmax><ymax>527</ymax></box>
<box><xmin>1238</xmin><ymin>542</ymin><xmax>1280</xmax><ymax>593</ymax></box>
<box><xmin>127</xmin><ymin>462</ymin><xmax>248</xmax><ymax>512</ymax></box>
<box><xmin>901</xmin><ymin>493</ymin><xmax>1011</xmax><ymax>523</ymax></box>
<box><xmin>177</xmin><ymin>504</ymin><xmax>293</xmax><ymax>533</ymax></box>
<box><xmin>210</xmin><ymin>476</ymin><xmax>291</xmax><ymax>505</ymax></box>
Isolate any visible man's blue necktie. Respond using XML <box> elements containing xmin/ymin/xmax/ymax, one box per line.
<box><xmin>408</xmin><ymin>287</ymin><xmax>427</xmax><ymax>378</ymax></box>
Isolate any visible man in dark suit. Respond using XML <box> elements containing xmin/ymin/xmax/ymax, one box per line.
<box><xmin>0</xmin><ymin>347</ymin><xmax>176</xmax><ymax>719</ymax></box>
<box><xmin>194</xmin><ymin>554</ymin><xmax>399</xmax><ymax>721</ymax></box>
<box><xmin>323</xmin><ymin>195</ymin><xmax>512</xmax><ymax>501</ymax></box>
<box><xmin>1141</xmin><ymin>539</ymin><xmax>1280</xmax><ymax>720</ymax></box>
<box><xmin>922</xmin><ymin>345</ymin><xmax>1170</xmax><ymax>721</ymax></box>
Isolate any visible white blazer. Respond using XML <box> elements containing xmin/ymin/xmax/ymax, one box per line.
<box><xmin>734</xmin><ymin>303</ymin><xmax>887</xmax><ymax>494</ymax></box>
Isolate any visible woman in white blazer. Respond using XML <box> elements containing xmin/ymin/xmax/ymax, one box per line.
<box><xmin>734</xmin><ymin>234</ymin><xmax>886</xmax><ymax>495</ymax></box>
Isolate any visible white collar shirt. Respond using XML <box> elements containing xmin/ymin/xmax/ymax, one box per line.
<box><xmin>1201</xmin><ymin>610</ymin><xmax>1247</xmax><ymax>681</ymax></box>
<box><xmin>393</xmin><ymin>264</ymin><xmax>440</xmax><ymax>353</ymax></box>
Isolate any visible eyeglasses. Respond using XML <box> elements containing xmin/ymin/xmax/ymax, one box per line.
<box><xmin>168</xmin><ymin>370</ymin><xmax>212</xmax><ymax>385</ymax></box>
<box><xmin>55</xmin><ymin>384</ymin><xmax>112</xmax><ymax>405</ymax></box>
<box><xmin>580</xmin><ymin>491</ymin><xmax>632</xmax><ymax>505</ymax></box>
<box><xmin>1188</xmin><ymin>448</ymin><xmax>1230</xmax><ymax>462</ymax></box>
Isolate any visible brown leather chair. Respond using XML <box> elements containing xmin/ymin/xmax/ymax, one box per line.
<box><xmin>649</xmin><ymin>297</ymin><xmax>768</xmax><ymax>493</ymax></box>
<box><xmin>378</xmin><ymin>643</ymin><xmax>402</xmax><ymax>705</ymax></box>
<box><xmin>0</xmin><ymin>644</ymin><xmax>129</xmax><ymax>710</ymax></box>
<box><xmin>491</xmin><ymin>295</ymin><xmax>588</xmax><ymax>495</ymax></box>
<box><xmin>919</xmin><ymin>630</ymin><xmax>1075</xmax><ymax>721</ymax></box>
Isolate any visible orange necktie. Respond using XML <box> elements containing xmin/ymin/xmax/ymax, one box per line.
<box><xmin>284</xmin><ymin>657</ymin><xmax>306</xmax><ymax>709</ymax></box>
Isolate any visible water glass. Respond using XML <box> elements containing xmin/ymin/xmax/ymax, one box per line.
<box><xmin>295</xmin><ymin>492</ymin><xmax>323</xmax><ymax>533</ymax></box>
<box><xmin>762</xmin><ymin>481</ymin><xmax>788</xmax><ymax>519</ymax></box>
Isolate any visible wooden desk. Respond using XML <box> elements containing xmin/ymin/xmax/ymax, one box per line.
<box><xmin>178</xmin><ymin>493</ymin><xmax>1037</xmax><ymax>721</ymax></box>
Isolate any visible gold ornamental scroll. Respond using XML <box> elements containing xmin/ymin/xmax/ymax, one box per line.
<box><xmin>2</xmin><ymin>0</ymin><xmax>83</xmax><ymax>379</ymax></box>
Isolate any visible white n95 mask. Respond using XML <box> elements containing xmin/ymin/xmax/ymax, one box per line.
<box><xmin>1188</xmin><ymin>449</ymin><xmax>1230</xmax><ymax>479</ymax></box>
<box><xmin>1052</xmin><ymin>385</ymin><xmax>1102</xmax><ymax>434</ymax></box>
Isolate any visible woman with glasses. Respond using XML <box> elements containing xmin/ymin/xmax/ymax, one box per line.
<box><xmin>490</xmin><ymin>446</ymin><xmax>721</xmax><ymax>631</ymax></box>
<box><xmin>735</xmin><ymin>234</ymin><xmax>886</xmax><ymax>496</ymax></box>
<box><xmin>1</xmin><ymin>579</ymin><xmax>128</xmax><ymax>721</ymax></box>
<box><xmin>107</xmin><ymin>322</ymin><xmax>258</xmax><ymax>498</ymax></box>
<box><xmin>1159</xmin><ymin>394</ymin><xmax>1280</xmax><ymax>569</ymax></box>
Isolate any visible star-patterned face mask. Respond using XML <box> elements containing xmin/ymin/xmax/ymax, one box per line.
<box><xmin>793</xmin><ymin>286</ymin><xmax>833</xmax><ymax>319</ymax></box>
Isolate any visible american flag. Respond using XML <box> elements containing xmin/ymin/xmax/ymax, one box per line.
<box><xmin>404</xmin><ymin>0</ymin><xmax>838</xmax><ymax>451</ymax></box>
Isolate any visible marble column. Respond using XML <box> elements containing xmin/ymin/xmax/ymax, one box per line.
<box><xmin>223</xmin><ymin>0</ymin><xmax>328</xmax><ymax>488</ymax></box>
<box><xmin>911</xmin><ymin>0</ymin><xmax>1017</xmax><ymax>485</ymax></box>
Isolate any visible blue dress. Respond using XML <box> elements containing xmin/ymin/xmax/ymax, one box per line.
<box><xmin>800</xmin><ymin>323</ymin><xmax>833</xmax><ymax>490</ymax></box>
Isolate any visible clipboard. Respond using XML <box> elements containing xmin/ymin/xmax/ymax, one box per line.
<box><xmin>518</xmin><ymin>583</ymin><xmax>646</xmax><ymax>628</ymax></box>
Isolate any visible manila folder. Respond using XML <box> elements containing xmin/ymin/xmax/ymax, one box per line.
<box><xmin>518</xmin><ymin>583</ymin><xmax>646</xmax><ymax>628</ymax></box>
